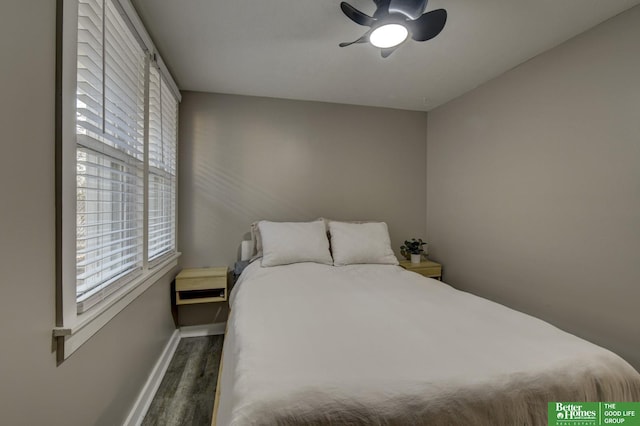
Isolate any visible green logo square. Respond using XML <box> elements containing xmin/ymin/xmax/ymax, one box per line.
<box><xmin>548</xmin><ymin>402</ymin><xmax>640</xmax><ymax>426</ymax></box>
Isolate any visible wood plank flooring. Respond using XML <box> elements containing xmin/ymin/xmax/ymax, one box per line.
<box><xmin>142</xmin><ymin>335</ymin><xmax>224</xmax><ymax>426</ymax></box>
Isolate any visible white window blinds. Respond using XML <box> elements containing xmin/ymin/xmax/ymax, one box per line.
<box><xmin>75</xmin><ymin>0</ymin><xmax>174</xmax><ymax>313</ymax></box>
<box><xmin>148</xmin><ymin>66</ymin><xmax>177</xmax><ymax>262</ymax></box>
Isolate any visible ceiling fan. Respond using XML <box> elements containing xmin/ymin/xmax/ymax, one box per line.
<box><xmin>339</xmin><ymin>0</ymin><xmax>447</xmax><ymax>57</ymax></box>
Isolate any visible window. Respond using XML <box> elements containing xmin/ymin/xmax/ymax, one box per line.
<box><xmin>55</xmin><ymin>0</ymin><xmax>181</xmax><ymax>361</ymax></box>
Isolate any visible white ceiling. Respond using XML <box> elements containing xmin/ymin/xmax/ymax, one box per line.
<box><xmin>131</xmin><ymin>0</ymin><xmax>640</xmax><ymax>111</ymax></box>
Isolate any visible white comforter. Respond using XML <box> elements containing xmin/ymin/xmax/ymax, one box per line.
<box><xmin>216</xmin><ymin>262</ymin><xmax>640</xmax><ymax>425</ymax></box>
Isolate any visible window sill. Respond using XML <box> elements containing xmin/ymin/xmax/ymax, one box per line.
<box><xmin>53</xmin><ymin>252</ymin><xmax>181</xmax><ymax>363</ymax></box>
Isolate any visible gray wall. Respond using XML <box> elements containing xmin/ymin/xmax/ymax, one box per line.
<box><xmin>0</xmin><ymin>1</ymin><xmax>177</xmax><ymax>424</ymax></box>
<box><xmin>178</xmin><ymin>92</ymin><xmax>427</xmax><ymax>323</ymax></box>
<box><xmin>426</xmin><ymin>6</ymin><xmax>640</xmax><ymax>370</ymax></box>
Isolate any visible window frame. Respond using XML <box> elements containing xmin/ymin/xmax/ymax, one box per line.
<box><xmin>54</xmin><ymin>0</ymin><xmax>181</xmax><ymax>363</ymax></box>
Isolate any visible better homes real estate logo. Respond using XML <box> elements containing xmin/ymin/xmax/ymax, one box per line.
<box><xmin>552</xmin><ymin>403</ymin><xmax>597</xmax><ymax>425</ymax></box>
<box><xmin>548</xmin><ymin>402</ymin><xmax>640</xmax><ymax>426</ymax></box>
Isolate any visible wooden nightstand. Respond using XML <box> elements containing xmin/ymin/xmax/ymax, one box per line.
<box><xmin>399</xmin><ymin>259</ymin><xmax>442</xmax><ymax>280</ymax></box>
<box><xmin>175</xmin><ymin>267</ymin><xmax>229</xmax><ymax>305</ymax></box>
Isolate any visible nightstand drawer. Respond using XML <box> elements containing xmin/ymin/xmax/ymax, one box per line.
<box><xmin>176</xmin><ymin>288</ymin><xmax>226</xmax><ymax>305</ymax></box>
<box><xmin>399</xmin><ymin>259</ymin><xmax>442</xmax><ymax>280</ymax></box>
<box><xmin>410</xmin><ymin>266</ymin><xmax>441</xmax><ymax>277</ymax></box>
<box><xmin>176</xmin><ymin>275</ymin><xmax>226</xmax><ymax>292</ymax></box>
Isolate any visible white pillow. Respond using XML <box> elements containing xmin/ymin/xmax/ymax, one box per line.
<box><xmin>251</xmin><ymin>218</ymin><xmax>329</xmax><ymax>261</ymax></box>
<box><xmin>258</xmin><ymin>220</ymin><xmax>333</xmax><ymax>267</ymax></box>
<box><xmin>329</xmin><ymin>221</ymin><xmax>398</xmax><ymax>266</ymax></box>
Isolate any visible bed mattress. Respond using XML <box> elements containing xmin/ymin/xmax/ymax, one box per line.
<box><xmin>215</xmin><ymin>262</ymin><xmax>640</xmax><ymax>425</ymax></box>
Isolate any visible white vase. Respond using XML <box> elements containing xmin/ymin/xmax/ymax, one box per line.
<box><xmin>410</xmin><ymin>253</ymin><xmax>421</xmax><ymax>264</ymax></box>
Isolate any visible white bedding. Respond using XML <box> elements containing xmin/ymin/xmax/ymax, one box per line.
<box><xmin>216</xmin><ymin>262</ymin><xmax>640</xmax><ymax>425</ymax></box>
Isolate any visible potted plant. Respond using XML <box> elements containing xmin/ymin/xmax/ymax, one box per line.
<box><xmin>400</xmin><ymin>239</ymin><xmax>427</xmax><ymax>264</ymax></box>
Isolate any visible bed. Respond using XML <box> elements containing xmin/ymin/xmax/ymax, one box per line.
<box><xmin>213</xmin><ymin>220</ymin><xmax>640</xmax><ymax>425</ymax></box>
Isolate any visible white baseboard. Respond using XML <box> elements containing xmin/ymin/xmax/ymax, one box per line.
<box><xmin>123</xmin><ymin>329</ymin><xmax>181</xmax><ymax>426</ymax></box>
<box><xmin>180</xmin><ymin>322</ymin><xmax>226</xmax><ymax>338</ymax></box>
<box><xmin>123</xmin><ymin>323</ymin><xmax>226</xmax><ymax>425</ymax></box>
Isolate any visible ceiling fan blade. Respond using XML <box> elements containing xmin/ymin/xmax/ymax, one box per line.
<box><xmin>339</xmin><ymin>31</ymin><xmax>371</xmax><ymax>47</ymax></box>
<box><xmin>381</xmin><ymin>47</ymin><xmax>398</xmax><ymax>58</ymax></box>
<box><xmin>340</xmin><ymin>2</ymin><xmax>375</xmax><ymax>27</ymax></box>
<box><xmin>372</xmin><ymin>0</ymin><xmax>391</xmax><ymax>19</ymax></box>
<box><xmin>389</xmin><ymin>0</ymin><xmax>427</xmax><ymax>20</ymax></box>
<box><xmin>408</xmin><ymin>8</ymin><xmax>447</xmax><ymax>41</ymax></box>
<box><xmin>373</xmin><ymin>0</ymin><xmax>391</xmax><ymax>10</ymax></box>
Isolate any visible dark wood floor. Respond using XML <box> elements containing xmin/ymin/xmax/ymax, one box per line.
<box><xmin>142</xmin><ymin>335</ymin><xmax>224</xmax><ymax>426</ymax></box>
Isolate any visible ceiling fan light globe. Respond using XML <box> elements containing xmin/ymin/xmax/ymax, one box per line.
<box><xmin>369</xmin><ymin>24</ymin><xmax>408</xmax><ymax>48</ymax></box>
